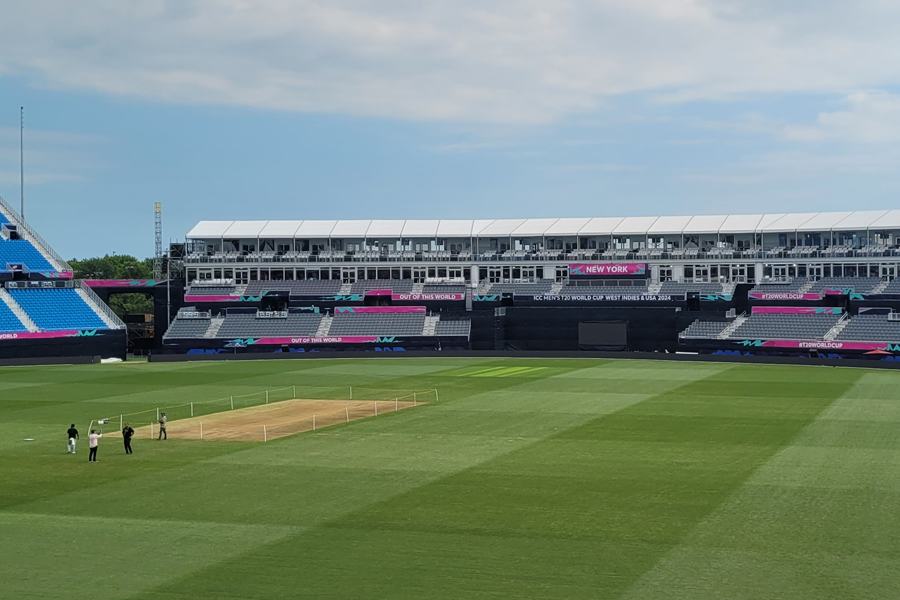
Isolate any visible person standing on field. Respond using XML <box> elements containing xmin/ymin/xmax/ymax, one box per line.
<box><xmin>158</xmin><ymin>412</ymin><xmax>167</xmax><ymax>440</ymax></box>
<box><xmin>67</xmin><ymin>423</ymin><xmax>79</xmax><ymax>454</ymax></box>
<box><xmin>88</xmin><ymin>429</ymin><xmax>102</xmax><ymax>463</ymax></box>
<box><xmin>122</xmin><ymin>422</ymin><xmax>134</xmax><ymax>454</ymax></box>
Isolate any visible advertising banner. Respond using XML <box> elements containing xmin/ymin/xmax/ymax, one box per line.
<box><xmin>183</xmin><ymin>295</ymin><xmax>257</xmax><ymax>302</ymax></box>
<box><xmin>734</xmin><ymin>339</ymin><xmax>900</xmax><ymax>351</ymax></box>
<box><xmin>84</xmin><ymin>279</ymin><xmax>166</xmax><ymax>287</ymax></box>
<box><xmin>568</xmin><ymin>263</ymin><xmax>646</xmax><ymax>276</ymax></box>
<box><xmin>752</xmin><ymin>306</ymin><xmax>842</xmax><ymax>315</ymax></box>
<box><xmin>224</xmin><ymin>335</ymin><xmax>392</xmax><ymax>347</ymax></box>
<box><xmin>748</xmin><ymin>292</ymin><xmax>821</xmax><ymax>301</ymax></box>
<box><xmin>524</xmin><ymin>293</ymin><xmax>685</xmax><ymax>303</ymax></box>
<box><xmin>0</xmin><ymin>329</ymin><xmax>102</xmax><ymax>341</ymax></box>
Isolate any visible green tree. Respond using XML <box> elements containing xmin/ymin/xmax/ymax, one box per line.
<box><xmin>68</xmin><ymin>254</ymin><xmax>156</xmax><ymax>316</ymax></box>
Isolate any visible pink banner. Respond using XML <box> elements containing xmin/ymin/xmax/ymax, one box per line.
<box><xmin>748</xmin><ymin>292</ymin><xmax>821</xmax><ymax>301</ymax></box>
<box><xmin>569</xmin><ymin>263</ymin><xmax>646</xmax><ymax>276</ymax></box>
<box><xmin>752</xmin><ymin>306</ymin><xmax>842</xmax><ymax>315</ymax></box>
<box><xmin>393</xmin><ymin>293</ymin><xmax>464</xmax><ymax>301</ymax></box>
<box><xmin>336</xmin><ymin>306</ymin><xmax>426</xmax><ymax>314</ymax></box>
<box><xmin>84</xmin><ymin>279</ymin><xmax>166</xmax><ymax>287</ymax></box>
<box><xmin>249</xmin><ymin>336</ymin><xmax>380</xmax><ymax>345</ymax></box>
<box><xmin>753</xmin><ymin>340</ymin><xmax>896</xmax><ymax>351</ymax></box>
<box><xmin>364</xmin><ymin>289</ymin><xmax>393</xmax><ymax>296</ymax></box>
<box><xmin>0</xmin><ymin>330</ymin><xmax>93</xmax><ymax>341</ymax></box>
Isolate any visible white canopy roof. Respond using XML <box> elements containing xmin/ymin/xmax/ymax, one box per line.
<box><xmin>186</xmin><ymin>210</ymin><xmax>900</xmax><ymax>239</ymax></box>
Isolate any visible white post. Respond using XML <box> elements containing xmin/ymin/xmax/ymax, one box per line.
<box><xmin>200</xmin><ymin>421</ymin><xmax>203</xmax><ymax>440</ymax></box>
<box><xmin>191</xmin><ymin>402</ymin><xmax>194</xmax><ymax>417</ymax></box>
<box><xmin>395</xmin><ymin>397</ymin><xmax>398</xmax><ymax>411</ymax></box>
<box><xmin>120</xmin><ymin>414</ymin><xmax>123</xmax><ymax>430</ymax></box>
<box><xmin>156</xmin><ymin>407</ymin><xmax>160</xmax><ymax>420</ymax></box>
<box><xmin>374</xmin><ymin>401</ymin><xmax>378</xmax><ymax>416</ymax></box>
<box><xmin>230</xmin><ymin>396</ymin><xmax>234</xmax><ymax>410</ymax></box>
<box><xmin>346</xmin><ymin>407</ymin><xmax>350</xmax><ymax>422</ymax></box>
<box><xmin>435</xmin><ymin>388</ymin><xmax>439</xmax><ymax>402</ymax></box>
<box><xmin>266</xmin><ymin>390</ymin><xmax>269</xmax><ymax>404</ymax></box>
<box><xmin>313</xmin><ymin>415</ymin><xmax>316</xmax><ymax>431</ymax></box>
<box><xmin>264</xmin><ymin>425</ymin><xmax>267</xmax><ymax>442</ymax></box>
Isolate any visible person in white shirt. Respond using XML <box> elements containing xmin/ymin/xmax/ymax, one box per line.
<box><xmin>88</xmin><ymin>429</ymin><xmax>102</xmax><ymax>463</ymax></box>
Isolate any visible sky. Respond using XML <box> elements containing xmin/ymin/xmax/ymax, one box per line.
<box><xmin>2</xmin><ymin>1</ymin><xmax>900</xmax><ymax>259</ymax></box>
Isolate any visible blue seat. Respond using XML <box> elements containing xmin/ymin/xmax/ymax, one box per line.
<box><xmin>0</xmin><ymin>239</ymin><xmax>54</xmax><ymax>271</ymax></box>
<box><xmin>9</xmin><ymin>288</ymin><xmax>107</xmax><ymax>331</ymax></box>
<box><xmin>0</xmin><ymin>301</ymin><xmax>26</xmax><ymax>333</ymax></box>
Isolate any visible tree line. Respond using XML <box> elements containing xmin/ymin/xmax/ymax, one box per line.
<box><xmin>68</xmin><ymin>254</ymin><xmax>156</xmax><ymax>316</ymax></box>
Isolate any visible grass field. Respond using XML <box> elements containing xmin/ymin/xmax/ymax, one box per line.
<box><xmin>2</xmin><ymin>357</ymin><xmax>899</xmax><ymax>599</ymax></box>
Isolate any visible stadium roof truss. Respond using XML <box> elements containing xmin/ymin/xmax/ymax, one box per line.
<box><xmin>187</xmin><ymin>210</ymin><xmax>900</xmax><ymax>241</ymax></box>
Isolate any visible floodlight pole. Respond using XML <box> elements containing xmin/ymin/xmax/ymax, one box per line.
<box><xmin>20</xmin><ymin>107</ymin><xmax>24</xmax><ymax>219</ymax></box>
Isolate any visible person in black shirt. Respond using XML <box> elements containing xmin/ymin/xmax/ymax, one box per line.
<box><xmin>67</xmin><ymin>424</ymin><xmax>79</xmax><ymax>454</ymax></box>
<box><xmin>122</xmin><ymin>422</ymin><xmax>135</xmax><ymax>455</ymax></box>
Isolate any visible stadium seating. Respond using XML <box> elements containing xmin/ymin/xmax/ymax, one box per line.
<box><xmin>0</xmin><ymin>239</ymin><xmax>54</xmax><ymax>271</ymax></box>
<box><xmin>749</xmin><ymin>278</ymin><xmax>809</xmax><ymax>294</ymax></box>
<box><xmin>350</xmin><ymin>279</ymin><xmax>414</xmax><ymax>293</ymax></box>
<box><xmin>835</xmin><ymin>314</ymin><xmax>900</xmax><ymax>342</ymax></box>
<box><xmin>807</xmin><ymin>277</ymin><xmax>882</xmax><ymax>294</ymax></box>
<box><xmin>0</xmin><ymin>301</ymin><xmax>27</xmax><ymax>333</ymax></box>
<box><xmin>329</xmin><ymin>312</ymin><xmax>426</xmax><ymax>336</ymax></box>
<box><xmin>186</xmin><ymin>285</ymin><xmax>237</xmax><ymax>296</ymax></box>
<box><xmin>434</xmin><ymin>320</ymin><xmax>471</xmax><ymax>336</ymax></box>
<box><xmin>8</xmin><ymin>288</ymin><xmax>107</xmax><ymax>331</ymax></box>
<box><xmin>422</xmin><ymin>283</ymin><xmax>466</xmax><ymax>293</ymax></box>
<box><xmin>163</xmin><ymin>309</ymin><xmax>213</xmax><ymax>339</ymax></box>
<box><xmin>216</xmin><ymin>312</ymin><xmax>323</xmax><ymax>338</ymax></box>
<box><xmin>560</xmin><ymin>280</ymin><xmax>647</xmax><ymax>295</ymax></box>
<box><xmin>658</xmin><ymin>282</ymin><xmax>726</xmax><ymax>295</ymax></box>
<box><xmin>730</xmin><ymin>313</ymin><xmax>841</xmax><ymax>340</ymax></box>
<box><xmin>882</xmin><ymin>279</ymin><xmax>900</xmax><ymax>294</ymax></box>
<box><xmin>680</xmin><ymin>320</ymin><xmax>730</xmax><ymax>338</ymax></box>
<box><xmin>478</xmin><ymin>281</ymin><xmax>554</xmax><ymax>295</ymax></box>
<box><xmin>244</xmin><ymin>280</ymin><xmax>342</xmax><ymax>296</ymax></box>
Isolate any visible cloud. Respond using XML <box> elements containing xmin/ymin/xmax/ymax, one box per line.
<box><xmin>0</xmin><ymin>126</ymin><xmax>105</xmax><ymax>187</ymax></box>
<box><xmin>3</xmin><ymin>1</ymin><xmax>900</xmax><ymax>123</ymax></box>
<box><xmin>782</xmin><ymin>91</ymin><xmax>900</xmax><ymax>143</ymax></box>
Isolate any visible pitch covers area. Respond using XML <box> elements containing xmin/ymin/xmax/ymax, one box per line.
<box><xmin>2</xmin><ymin>358</ymin><xmax>899</xmax><ymax>599</ymax></box>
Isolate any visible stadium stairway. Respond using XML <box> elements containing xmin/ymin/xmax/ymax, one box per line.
<box><xmin>718</xmin><ymin>314</ymin><xmax>748</xmax><ymax>338</ymax></box>
<box><xmin>315</xmin><ymin>315</ymin><xmax>333</xmax><ymax>336</ymax></box>
<box><xmin>423</xmin><ymin>315</ymin><xmax>439</xmax><ymax>336</ymax></box>
<box><xmin>75</xmin><ymin>286</ymin><xmax>121</xmax><ymax>329</ymax></box>
<box><xmin>0</xmin><ymin>287</ymin><xmax>40</xmax><ymax>332</ymax></box>
<box><xmin>203</xmin><ymin>315</ymin><xmax>225</xmax><ymax>338</ymax></box>
<box><xmin>824</xmin><ymin>314</ymin><xmax>850</xmax><ymax>340</ymax></box>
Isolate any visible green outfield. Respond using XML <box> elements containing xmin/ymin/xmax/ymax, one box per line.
<box><xmin>2</xmin><ymin>358</ymin><xmax>899</xmax><ymax>599</ymax></box>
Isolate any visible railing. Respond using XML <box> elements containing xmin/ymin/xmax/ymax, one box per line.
<box><xmin>76</xmin><ymin>280</ymin><xmax>126</xmax><ymax>329</ymax></box>
<box><xmin>0</xmin><ymin>194</ymin><xmax>73</xmax><ymax>272</ymax></box>
<box><xmin>183</xmin><ymin>246</ymin><xmax>900</xmax><ymax>266</ymax></box>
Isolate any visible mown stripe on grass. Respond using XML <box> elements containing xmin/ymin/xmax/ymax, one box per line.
<box><xmin>618</xmin><ymin>371</ymin><xmax>900</xmax><ymax>600</ymax></box>
<box><xmin>128</xmin><ymin>362</ymin><xmax>734</xmax><ymax>600</ymax></box>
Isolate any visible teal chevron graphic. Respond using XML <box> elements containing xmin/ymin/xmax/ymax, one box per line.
<box><xmin>700</xmin><ymin>294</ymin><xmax>733</xmax><ymax>301</ymax></box>
<box><xmin>297</xmin><ymin>306</ymin><xmax>320</xmax><ymax>313</ymax></box>
<box><xmin>474</xmin><ymin>295</ymin><xmax>499</xmax><ymax>301</ymax></box>
<box><xmin>67</xmin><ymin>329</ymin><xmax>100</xmax><ymax>337</ymax></box>
<box><xmin>239</xmin><ymin>295</ymin><xmax>261</xmax><ymax>302</ymax></box>
<box><xmin>849</xmin><ymin>293</ymin><xmax>867</xmax><ymax>301</ymax></box>
<box><xmin>225</xmin><ymin>338</ymin><xmax>260</xmax><ymax>347</ymax></box>
<box><xmin>887</xmin><ymin>344</ymin><xmax>900</xmax><ymax>352</ymax></box>
<box><xmin>324</xmin><ymin>294</ymin><xmax>364</xmax><ymax>301</ymax></box>
<box><xmin>375</xmin><ymin>336</ymin><xmax>397</xmax><ymax>343</ymax></box>
<box><xmin>736</xmin><ymin>339</ymin><xmax>765</xmax><ymax>347</ymax></box>
<box><xmin>635</xmin><ymin>265</ymin><xmax>646</xmax><ymax>275</ymax></box>
<box><xmin>814</xmin><ymin>307</ymin><xmax>842</xmax><ymax>314</ymax></box>
<box><xmin>336</xmin><ymin>307</ymin><xmax>356</xmax><ymax>313</ymax></box>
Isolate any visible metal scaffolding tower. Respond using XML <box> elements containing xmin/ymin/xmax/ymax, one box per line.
<box><xmin>153</xmin><ymin>202</ymin><xmax>163</xmax><ymax>280</ymax></box>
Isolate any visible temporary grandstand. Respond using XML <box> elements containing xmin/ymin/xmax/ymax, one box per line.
<box><xmin>0</xmin><ymin>195</ymin><xmax>125</xmax><ymax>360</ymax></box>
